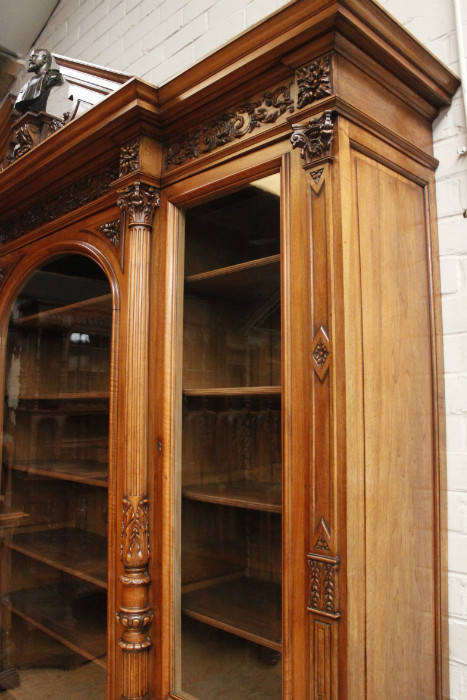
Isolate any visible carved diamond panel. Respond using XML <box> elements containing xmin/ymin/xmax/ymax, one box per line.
<box><xmin>312</xmin><ymin>326</ymin><xmax>331</xmax><ymax>380</ymax></box>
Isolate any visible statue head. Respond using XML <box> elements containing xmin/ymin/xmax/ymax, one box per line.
<box><xmin>27</xmin><ymin>48</ymin><xmax>52</xmax><ymax>75</ymax></box>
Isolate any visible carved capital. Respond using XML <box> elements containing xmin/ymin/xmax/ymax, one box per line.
<box><xmin>119</xmin><ymin>138</ymin><xmax>140</xmax><ymax>177</ymax></box>
<box><xmin>297</xmin><ymin>56</ymin><xmax>332</xmax><ymax>109</ymax></box>
<box><xmin>290</xmin><ymin>110</ymin><xmax>334</xmax><ymax>167</ymax></box>
<box><xmin>307</xmin><ymin>553</ymin><xmax>340</xmax><ymax>619</ymax></box>
<box><xmin>121</xmin><ymin>495</ymin><xmax>149</xmax><ymax>568</ymax></box>
<box><xmin>117</xmin><ymin>182</ymin><xmax>160</xmax><ymax>227</ymax></box>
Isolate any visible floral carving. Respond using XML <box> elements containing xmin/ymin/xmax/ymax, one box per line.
<box><xmin>117</xmin><ymin>182</ymin><xmax>160</xmax><ymax>227</ymax></box>
<box><xmin>119</xmin><ymin>138</ymin><xmax>140</xmax><ymax>177</ymax></box>
<box><xmin>167</xmin><ymin>84</ymin><xmax>294</xmax><ymax>166</ymax></box>
<box><xmin>310</xmin><ymin>168</ymin><xmax>324</xmax><ymax>185</ymax></box>
<box><xmin>307</xmin><ymin>553</ymin><xmax>340</xmax><ymax>619</ymax></box>
<box><xmin>314</xmin><ymin>534</ymin><xmax>331</xmax><ymax>551</ymax></box>
<box><xmin>121</xmin><ymin>495</ymin><xmax>149</xmax><ymax>568</ymax></box>
<box><xmin>297</xmin><ymin>56</ymin><xmax>332</xmax><ymax>109</ymax></box>
<box><xmin>312</xmin><ymin>326</ymin><xmax>331</xmax><ymax>381</ymax></box>
<box><xmin>98</xmin><ymin>219</ymin><xmax>121</xmax><ymax>249</ymax></box>
<box><xmin>290</xmin><ymin>110</ymin><xmax>334</xmax><ymax>167</ymax></box>
<box><xmin>0</xmin><ymin>161</ymin><xmax>119</xmax><ymax>246</ymax></box>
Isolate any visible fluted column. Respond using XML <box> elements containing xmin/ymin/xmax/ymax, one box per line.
<box><xmin>116</xmin><ymin>181</ymin><xmax>160</xmax><ymax>700</ymax></box>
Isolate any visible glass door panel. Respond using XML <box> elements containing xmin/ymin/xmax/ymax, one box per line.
<box><xmin>175</xmin><ymin>174</ymin><xmax>282</xmax><ymax>700</ymax></box>
<box><xmin>0</xmin><ymin>255</ymin><xmax>111</xmax><ymax>698</ymax></box>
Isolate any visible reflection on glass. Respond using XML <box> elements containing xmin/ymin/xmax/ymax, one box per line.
<box><xmin>0</xmin><ymin>256</ymin><xmax>111</xmax><ymax>698</ymax></box>
<box><xmin>176</xmin><ymin>174</ymin><xmax>282</xmax><ymax>699</ymax></box>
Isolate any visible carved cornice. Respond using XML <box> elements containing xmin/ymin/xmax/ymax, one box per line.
<box><xmin>297</xmin><ymin>56</ymin><xmax>332</xmax><ymax>109</ymax></box>
<box><xmin>121</xmin><ymin>495</ymin><xmax>150</xmax><ymax>567</ymax></box>
<box><xmin>166</xmin><ymin>84</ymin><xmax>294</xmax><ymax>167</ymax></box>
<box><xmin>290</xmin><ymin>110</ymin><xmax>335</xmax><ymax>168</ymax></box>
<box><xmin>0</xmin><ymin>160</ymin><xmax>119</xmax><ymax>246</ymax></box>
<box><xmin>119</xmin><ymin>138</ymin><xmax>140</xmax><ymax>177</ymax></box>
<box><xmin>307</xmin><ymin>553</ymin><xmax>340</xmax><ymax>619</ymax></box>
<box><xmin>117</xmin><ymin>182</ymin><xmax>160</xmax><ymax>227</ymax></box>
<box><xmin>98</xmin><ymin>219</ymin><xmax>121</xmax><ymax>249</ymax></box>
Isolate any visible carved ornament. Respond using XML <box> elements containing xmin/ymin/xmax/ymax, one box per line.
<box><xmin>118</xmin><ymin>637</ymin><xmax>152</xmax><ymax>653</ymax></box>
<box><xmin>117</xmin><ymin>182</ymin><xmax>160</xmax><ymax>227</ymax></box>
<box><xmin>297</xmin><ymin>56</ymin><xmax>332</xmax><ymax>109</ymax></box>
<box><xmin>290</xmin><ymin>110</ymin><xmax>334</xmax><ymax>167</ymax></box>
<box><xmin>310</xmin><ymin>168</ymin><xmax>324</xmax><ymax>185</ymax></box>
<box><xmin>166</xmin><ymin>84</ymin><xmax>294</xmax><ymax>166</ymax></box>
<box><xmin>98</xmin><ymin>219</ymin><xmax>121</xmax><ymax>249</ymax></box>
<box><xmin>307</xmin><ymin>553</ymin><xmax>340</xmax><ymax>619</ymax></box>
<box><xmin>312</xmin><ymin>326</ymin><xmax>331</xmax><ymax>380</ymax></box>
<box><xmin>121</xmin><ymin>495</ymin><xmax>149</xmax><ymax>568</ymax></box>
<box><xmin>119</xmin><ymin>138</ymin><xmax>140</xmax><ymax>177</ymax></box>
<box><xmin>0</xmin><ymin>161</ymin><xmax>119</xmax><ymax>246</ymax></box>
<box><xmin>116</xmin><ymin>608</ymin><xmax>153</xmax><ymax>629</ymax></box>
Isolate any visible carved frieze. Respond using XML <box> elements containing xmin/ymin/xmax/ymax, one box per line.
<box><xmin>121</xmin><ymin>495</ymin><xmax>150</xmax><ymax>567</ymax></box>
<box><xmin>307</xmin><ymin>553</ymin><xmax>340</xmax><ymax>619</ymax></box>
<box><xmin>166</xmin><ymin>84</ymin><xmax>294</xmax><ymax>166</ymax></box>
<box><xmin>117</xmin><ymin>182</ymin><xmax>160</xmax><ymax>227</ymax></box>
<box><xmin>290</xmin><ymin>110</ymin><xmax>334</xmax><ymax>167</ymax></box>
<box><xmin>119</xmin><ymin>138</ymin><xmax>140</xmax><ymax>177</ymax></box>
<box><xmin>297</xmin><ymin>56</ymin><xmax>332</xmax><ymax>109</ymax></box>
<box><xmin>0</xmin><ymin>161</ymin><xmax>119</xmax><ymax>245</ymax></box>
<box><xmin>98</xmin><ymin>219</ymin><xmax>121</xmax><ymax>249</ymax></box>
<box><xmin>312</xmin><ymin>326</ymin><xmax>331</xmax><ymax>380</ymax></box>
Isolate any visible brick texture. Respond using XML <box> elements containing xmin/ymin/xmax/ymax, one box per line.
<box><xmin>34</xmin><ymin>0</ymin><xmax>467</xmax><ymax>695</ymax></box>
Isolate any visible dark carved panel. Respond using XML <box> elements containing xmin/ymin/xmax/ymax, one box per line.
<box><xmin>290</xmin><ymin>110</ymin><xmax>334</xmax><ymax>167</ymax></box>
<box><xmin>307</xmin><ymin>553</ymin><xmax>340</xmax><ymax>619</ymax></box>
<box><xmin>119</xmin><ymin>138</ymin><xmax>140</xmax><ymax>177</ymax></box>
<box><xmin>166</xmin><ymin>84</ymin><xmax>294</xmax><ymax>166</ymax></box>
<box><xmin>297</xmin><ymin>56</ymin><xmax>332</xmax><ymax>109</ymax></box>
<box><xmin>0</xmin><ymin>161</ymin><xmax>119</xmax><ymax>246</ymax></box>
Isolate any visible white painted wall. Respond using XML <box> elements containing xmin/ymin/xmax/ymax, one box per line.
<box><xmin>34</xmin><ymin>0</ymin><xmax>467</xmax><ymax>696</ymax></box>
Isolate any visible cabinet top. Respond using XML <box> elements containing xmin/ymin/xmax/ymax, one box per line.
<box><xmin>0</xmin><ymin>0</ymin><xmax>459</xmax><ymax>239</ymax></box>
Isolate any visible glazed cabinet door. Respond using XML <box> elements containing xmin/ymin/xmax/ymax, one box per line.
<box><xmin>0</xmin><ymin>254</ymin><xmax>112</xmax><ymax>698</ymax></box>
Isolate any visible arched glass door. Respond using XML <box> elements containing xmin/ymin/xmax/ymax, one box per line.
<box><xmin>0</xmin><ymin>255</ymin><xmax>111</xmax><ymax>698</ymax></box>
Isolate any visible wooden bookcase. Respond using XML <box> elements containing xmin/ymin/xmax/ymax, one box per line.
<box><xmin>0</xmin><ymin>0</ymin><xmax>460</xmax><ymax>698</ymax></box>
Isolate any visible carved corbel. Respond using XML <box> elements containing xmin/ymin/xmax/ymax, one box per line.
<box><xmin>290</xmin><ymin>110</ymin><xmax>335</xmax><ymax>169</ymax></box>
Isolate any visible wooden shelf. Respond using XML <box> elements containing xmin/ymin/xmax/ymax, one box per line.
<box><xmin>183</xmin><ymin>480</ymin><xmax>281</xmax><ymax>513</ymax></box>
<box><xmin>185</xmin><ymin>255</ymin><xmax>280</xmax><ymax>301</ymax></box>
<box><xmin>183</xmin><ymin>386</ymin><xmax>281</xmax><ymax>397</ymax></box>
<box><xmin>4</xmin><ymin>583</ymin><xmax>107</xmax><ymax>668</ymax></box>
<box><xmin>16</xmin><ymin>391</ymin><xmax>110</xmax><ymax>401</ymax></box>
<box><xmin>9</xmin><ymin>462</ymin><xmax>107</xmax><ymax>487</ymax></box>
<box><xmin>182</xmin><ymin>577</ymin><xmax>281</xmax><ymax>651</ymax></box>
<box><xmin>182</xmin><ymin>546</ymin><xmax>245</xmax><ymax>589</ymax></box>
<box><xmin>16</xmin><ymin>293</ymin><xmax>112</xmax><ymax>329</ymax></box>
<box><xmin>9</xmin><ymin>527</ymin><xmax>107</xmax><ymax>588</ymax></box>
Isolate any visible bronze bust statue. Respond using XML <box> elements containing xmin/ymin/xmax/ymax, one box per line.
<box><xmin>14</xmin><ymin>48</ymin><xmax>63</xmax><ymax>115</ymax></box>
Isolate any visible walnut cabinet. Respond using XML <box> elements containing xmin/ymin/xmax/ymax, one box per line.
<box><xmin>0</xmin><ymin>0</ymin><xmax>459</xmax><ymax>698</ymax></box>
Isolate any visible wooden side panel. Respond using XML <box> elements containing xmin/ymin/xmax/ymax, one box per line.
<box><xmin>353</xmin><ymin>152</ymin><xmax>437</xmax><ymax>698</ymax></box>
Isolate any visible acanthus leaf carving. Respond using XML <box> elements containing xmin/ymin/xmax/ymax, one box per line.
<box><xmin>117</xmin><ymin>182</ymin><xmax>160</xmax><ymax>227</ymax></box>
<box><xmin>290</xmin><ymin>110</ymin><xmax>334</xmax><ymax>168</ymax></box>
<box><xmin>297</xmin><ymin>56</ymin><xmax>332</xmax><ymax>109</ymax></box>
<box><xmin>166</xmin><ymin>84</ymin><xmax>294</xmax><ymax>167</ymax></box>
<box><xmin>98</xmin><ymin>219</ymin><xmax>121</xmax><ymax>249</ymax></box>
<box><xmin>307</xmin><ymin>553</ymin><xmax>340</xmax><ymax>619</ymax></box>
<box><xmin>121</xmin><ymin>495</ymin><xmax>150</xmax><ymax>568</ymax></box>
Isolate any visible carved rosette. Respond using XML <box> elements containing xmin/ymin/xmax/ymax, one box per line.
<box><xmin>119</xmin><ymin>138</ymin><xmax>141</xmax><ymax>177</ymax></box>
<box><xmin>117</xmin><ymin>182</ymin><xmax>160</xmax><ymax>227</ymax></box>
<box><xmin>290</xmin><ymin>110</ymin><xmax>334</xmax><ymax>168</ymax></box>
<box><xmin>166</xmin><ymin>84</ymin><xmax>294</xmax><ymax>166</ymax></box>
<box><xmin>307</xmin><ymin>553</ymin><xmax>340</xmax><ymax>619</ymax></box>
<box><xmin>296</xmin><ymin>56</ymin><xmax>332</xmax><ymax>109</ymax></box>
<box><xmin>312</xmin><ymin>326</ymin><xmax>331</xmax><ymax>380</ymax></box>
<box><xmin>98</xmin><ymin>219</ymin><xmax>121</xmax><ymax>249</ymax></box>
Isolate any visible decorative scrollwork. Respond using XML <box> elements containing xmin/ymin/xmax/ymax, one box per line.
<box><xmin>297</xmin><ymin>56</ymin><xmax>332</xmax><ymax>109</ymax></box>
<box><xmin>121</xmin><ymin>495</ymin><xmax>149</xmax><ymax>568</ymax></box>
<box><xmin>307</xmin><ymin>553</ymin><xmax>340</xmax><ymax>619</ymax></box>
<box><xmin>117</xmin><ymin>182</ymin><xmax>160</xmax><ymax>227</ymax></box>
<box><xmin>98</xmin><ymin>219</ymin><xmax>121</xmax><ymax>249</ymax></box>
<box><xmin>166</xmin><ymin>84</ymin><xmax>294</xmax><ymax>166</ymax></box>
<box><xmin>119</xmin><ymin>138</ymin><xmax>140</xmax><ymax>177</ymax></box>
<box><xmin>290</xmin><ymin>110</ymin><xmax>334</xmax><ymax>167</ymax></box>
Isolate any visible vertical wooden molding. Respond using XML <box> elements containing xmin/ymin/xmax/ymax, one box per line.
<box><xmin>314</xmin><ymin>620</ymin><xmax>332</xmax><ymax>700</ymax></box>
<box><xmin>117</xmin><ymin>181</ymin><xmax>160</xmax><ymax>700</ymax></box>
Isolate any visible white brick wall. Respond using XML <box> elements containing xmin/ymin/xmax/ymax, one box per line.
<box><xmin>34</xmin><ymin>0</ymin><xmax>467</xmax><ymax>695</ymax></box>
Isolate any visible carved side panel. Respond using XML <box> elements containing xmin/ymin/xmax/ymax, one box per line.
<box><xmin>307</xmin><ymin>553</ymin><xmax>340</xmax><ymax>619</ymax></box>
<box><xmin>313</xmin><ymin>620</ymin><xmax>332</xmax><ymax>700</ymax></box>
